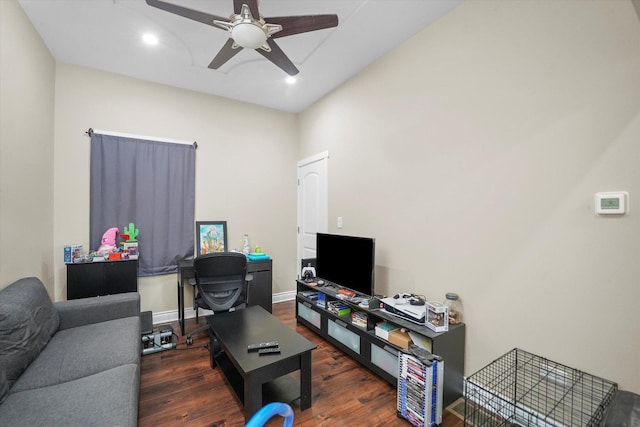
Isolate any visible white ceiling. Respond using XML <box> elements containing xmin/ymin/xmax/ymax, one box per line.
<box><xmin>18</xmin><ymin>0</ymin><xmax>462</xmax><ymax>113</ymax></box>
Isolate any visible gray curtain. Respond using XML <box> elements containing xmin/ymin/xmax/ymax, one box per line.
<box><xmin>90</xmin><ymin>132</ymin><xmax>195</xmax><ymax>276</ymax></box>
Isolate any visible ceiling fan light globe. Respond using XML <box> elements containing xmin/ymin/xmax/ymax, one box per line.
<box><xmin>232</xmin><ymin>23</ymin><xmax>267</xmax><ymax>49</ymax></box>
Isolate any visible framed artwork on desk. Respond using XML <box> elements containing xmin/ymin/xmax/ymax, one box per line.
<box><xmin>196</xmin><ymin>221</ymin><xmax>227</xmax><ymax>255</ymax></box>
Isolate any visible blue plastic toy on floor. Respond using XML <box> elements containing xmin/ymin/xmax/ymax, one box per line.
<box><xmin>245</xmin><ymin>402</ymin><xmax>294</xmax><ymax>427</ymax></box>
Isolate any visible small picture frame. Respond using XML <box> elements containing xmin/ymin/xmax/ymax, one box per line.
<box><xmin>196</xmin><ymin>221</ymin><xmax>228</xmax><ymax>255</ymax></box>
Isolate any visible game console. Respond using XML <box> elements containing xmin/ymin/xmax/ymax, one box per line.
<box><xmin>301</xmin><ymin>265</ymin><xmax>316</xmax><ymax>282</ymax></box>
<box><xmin>380</xmin><ymin>296</ymin><xmax>427</xmax><ymax>324</ymax></box>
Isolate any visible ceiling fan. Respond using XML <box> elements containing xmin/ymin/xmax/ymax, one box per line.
<box><xmin>146</xmin><ymin>0</ymin><xmax>339</xmax><ymax>76</ymax></box>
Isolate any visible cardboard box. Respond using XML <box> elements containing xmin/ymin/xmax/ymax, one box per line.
<box><xmin>64</xmin><ymin>245</ymin><xmax>82</xmax><ymax>264</ymax></box>
<box><xmin>375</xmin><ymin>321</ymin><xmax>399</xmax><ymax>341</ymax></box>
<box><xmin>388</xmin><ymin>329</ymin><xmax>412</xmax><ymax>349</ymax></box>
<box><xmin>123</xmin><ymin>242</ymin><xmax>139</xmax><ymax>259</ymax></box>
<box><xmin>426</xmin><ymin>301</ymin><xmax>449</xmax><ymax>332</ymax></box>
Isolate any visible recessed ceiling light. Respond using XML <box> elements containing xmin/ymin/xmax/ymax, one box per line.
<box><xmin>286</xmin><ymin>76</ymin><xmax>297</xmax><ymax>85</ymax></box>
<box><xmin>142</xmin><ymin>33</ymin><xmax>158</xmax><ymax>46</ymax></box>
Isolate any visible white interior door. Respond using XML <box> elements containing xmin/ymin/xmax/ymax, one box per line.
<box><xmin>297</xmin><ymin>151</ymin><xmax>328</xmax><ymax>277</ymax></box>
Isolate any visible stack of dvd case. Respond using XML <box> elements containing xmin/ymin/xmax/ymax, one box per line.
<box><xmin>397</xmin><ymin>348</ymin><xmax>444</xmax><ymax>427</ymax></box>
<box><xmin>350</xmin><ymin>311</ymin><xmax>368</xmax><ymax>329</ymax></box>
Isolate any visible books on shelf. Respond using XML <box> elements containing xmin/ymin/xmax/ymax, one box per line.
<box><xmin>327</xmin><ymin>300</ymin><xmax>351</xmax><ymax>317</ymax></box>
<box><xmin>299</xmin><ymin>291</ymin><xmax>318</xmax><ymax>300</ymax></box>
<box><xmin>351</xmin><ymin>311</ymin><xmax>368</xmax><ymax>329</ymax></box>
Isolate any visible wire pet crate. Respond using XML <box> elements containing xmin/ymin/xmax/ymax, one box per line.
<box><xmin>464</xmin><ymin>348</ymin><xmax>617</xmax><ymax>427</ymax></box>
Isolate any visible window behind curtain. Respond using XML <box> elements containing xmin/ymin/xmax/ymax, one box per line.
<box><xmin>90</xmin><ymin>132</ymin><xmax>195</xmax><ymax>276</ymax></box>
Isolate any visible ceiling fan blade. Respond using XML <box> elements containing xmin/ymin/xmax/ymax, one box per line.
<box><xmin>256</xmin><ymin>39</ymin><xmax>299</xmax><ymax>76</ymax></box>
<box><xmin>267</xmin><ymin>15</ymin><xmax>338</xmax><ymax>39</ymax></box>
<box><xmin>233</xmin><ymin>0</ymin><xmax>260</xmax><ymax>18</ymax></box>
<box><xmin>208</xmin><ymin>39</ymin><xmax>243</xmax><ymax>69</ymax></box>
<box><xmin>146</xmin><ymin>0</ymin><xmax>229</xmax><ymax>29</ymax></box>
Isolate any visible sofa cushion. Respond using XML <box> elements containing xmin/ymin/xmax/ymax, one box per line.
<box><xmin>0</xmin><ymin>277</ymin><xmax>59</xmax><ymax>390</ymax></box>
<box><xmin>0</xmin><ymin>366</ymin><xmax>8</xmax><ymax>404</ymax></box>
<box><xmin>55</xmin><ymin>292</ymin><xmax>140</xmax><ymax>330</ymax></box>
<box><xmin>11</xmin><ymin>316</ymin><xmax>140</xmax><ymax>392</ymax></box>
<box><xmin>0</xmin><ymin>363</ymin><xmax>139</xmax><ymax>427</ymax></box>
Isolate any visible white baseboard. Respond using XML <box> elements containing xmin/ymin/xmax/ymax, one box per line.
<box><xmin>272</xmin><ymin>290</ymin><xmax>296</xmax><ymax>304</ymax></box>
<box><xmin>149</xmin><ymin>290</ymin><xmax>297</xmax><ymax>325</ymax></box>
<box><xmin>149</xmin><ymin>308</ymin><xmax>184</xmax><ymax>326</ymax></box>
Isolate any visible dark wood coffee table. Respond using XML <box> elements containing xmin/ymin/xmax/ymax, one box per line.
<box><xmin>207</xmin><ymin>305</ymin><xmax>316</xmax><ymax>421</ymax></box>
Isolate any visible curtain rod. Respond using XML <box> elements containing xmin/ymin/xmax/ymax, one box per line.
<box><xmin>85</xmin><ymin>128</ymin><xmax>197</xmax><ymax>149</ymax></box>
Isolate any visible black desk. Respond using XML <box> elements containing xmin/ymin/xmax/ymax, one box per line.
<box><xmin>177</xmin><ymin>258</ymin><xmax>273</xmax><ymax>336</ymax></box>
<box><xmin>207</xmin><ymin>306</ymin><xmax>316</xmax><ymax>421</ymax></box>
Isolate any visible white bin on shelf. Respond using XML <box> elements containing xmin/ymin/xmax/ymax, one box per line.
<box><xmin>328</xmin><ymin>319</ymin><xmax>360</xmax><ymax>354</ymax></box>
<box><xmin>297</xmin><ymin>302</ymin><xmax>321</xmax><ymax>328</ymax></box>
<box><xmin>371</xmin><ymin>344</ymin><xmax>398</xmax><ymax>378</ymax></box>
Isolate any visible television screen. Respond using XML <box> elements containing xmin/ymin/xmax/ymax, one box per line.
<box><xmin>315</xmin><ymin>233</ymin><xmax>375</xmax><ymax>296</ymax></box>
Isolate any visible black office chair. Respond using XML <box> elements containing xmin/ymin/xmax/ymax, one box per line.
<box><xmin>186</xmin><ymin>252</ymin><xmax>252</xmax><ymax>345</ymax></box>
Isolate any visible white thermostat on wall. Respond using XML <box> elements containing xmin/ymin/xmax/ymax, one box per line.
<box><xmin>595</xmin><ymin>191</ymin><xmax>628</xmax><ymax>215</ymax></box>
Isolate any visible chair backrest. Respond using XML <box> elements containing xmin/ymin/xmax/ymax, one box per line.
<box><xmin>193</xmin><ymin>252</ymin><xmax>248</xmax><ymax>312</ymax></box>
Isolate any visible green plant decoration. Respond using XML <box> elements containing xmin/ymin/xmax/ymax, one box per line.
<box><xmin>123</xmin><ymin>222</ymin><xmax>139</xmax><ymax>242</ymax></box>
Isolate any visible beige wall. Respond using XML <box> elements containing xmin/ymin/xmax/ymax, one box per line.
<box><xmin>0</xmin><ymin>0</ymin><xmax>55</xmax><ymax>293</ymax></box>
<box><xmin>299</xmin><ymin>0</ymin><xmax>640</xmax><ymax>392</ymax></box>
<box><xmin>52</xmin><ymin>63</ymin><xmax>298</xmax><ymax>311</ymax></box>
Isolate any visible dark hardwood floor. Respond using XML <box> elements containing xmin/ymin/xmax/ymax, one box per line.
<box><xmin>138</xmin><ymin>300</ymin><xmax>465</xmax><ymax>427</ymax></box>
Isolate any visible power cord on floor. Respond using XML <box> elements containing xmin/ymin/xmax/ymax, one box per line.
<box><xmin>173</xmin><ymin>331</ymin><xmax>209</xmax><ymax>351</ymax></box>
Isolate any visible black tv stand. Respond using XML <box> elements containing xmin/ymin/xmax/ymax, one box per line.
<box><xmin>295</xmin><ymin>279</ymin><xmax>465</xmax><ymax>407</ymax></box>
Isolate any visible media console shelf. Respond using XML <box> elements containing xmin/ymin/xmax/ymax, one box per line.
<box><xmin>295</xmin><ymin>280</ymin><xmax>465</xmax><ymax>407</ymax></box>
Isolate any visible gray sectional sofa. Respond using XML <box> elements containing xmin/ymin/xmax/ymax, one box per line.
<box><xmin>0</xmin><ymin>277</ymin><xmax>141</xmax><ymax>426</ymax></box>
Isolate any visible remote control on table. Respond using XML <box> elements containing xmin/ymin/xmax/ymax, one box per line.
<box><xmin>247</xmin><ymin>341</ymin><xmax>279</xmax><ymax>352</ymax></box>
<box><xmin>258</xmin><ymin>347</ymin><xmax>281</xmax><ymax>355</ymax></box>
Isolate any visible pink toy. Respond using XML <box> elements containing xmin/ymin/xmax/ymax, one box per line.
<box><xmin>97</xmin><ymin>227</ymin><xmax>119</xmax><ymax>254</ymax></box>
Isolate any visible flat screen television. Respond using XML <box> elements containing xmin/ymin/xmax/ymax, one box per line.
<box><xmin>315</xmin><ymin>233</ymin><xmax>375</xmax><ymax>296</ymax></box>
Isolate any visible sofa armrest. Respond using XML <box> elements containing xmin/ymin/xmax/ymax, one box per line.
<box><xmin>54</xmin><ymin>292</ymin><xmax>140</xmax><ymax>330</ymax></box>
